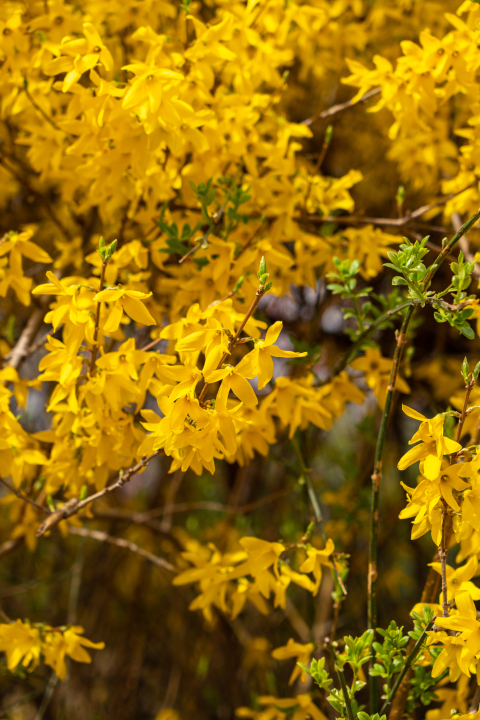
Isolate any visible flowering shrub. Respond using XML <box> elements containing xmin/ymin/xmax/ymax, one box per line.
<box><xmin>1</xmin><ymin>0</ymin><xmax>480</xmax><ymax>718</ymax></box>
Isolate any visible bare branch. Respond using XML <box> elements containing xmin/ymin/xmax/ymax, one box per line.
<box><xmin>36</xmin><ymin>450</ymin><xmax>163</xmax><ymax>537</ymax></box>
<box><xmin>68</xmin><ymin>526</ymin><xmax>177</xmax><ymax>573</ymax></box>
<box><xmin>301</xmin><ymin>88</ymin><xmax>381</xmax><ymax>126</ymax></box>
<box><xmin>0</xmin><ymin>478</ymin><xmax>48</xmax><ymax>515</ymax></box>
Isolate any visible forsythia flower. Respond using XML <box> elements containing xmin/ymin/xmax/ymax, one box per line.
<box><xmin>397</xmin><ymin>406</ymin><xmax>461</xmax><ymax>480</ymax></box>
<box><xmin>271</xmin><ymin>639</ymin><xmax>316</xmax><ymax>684</ymax></box>
<box><xmin>0</xmin><ymin>620</ymin><xmax>103</xmax><ymax>679</ymax></box>
<box><xmin>430</xmin><ymin>591</ymin><xmax>480</xmax><ymax>678</ymax></box>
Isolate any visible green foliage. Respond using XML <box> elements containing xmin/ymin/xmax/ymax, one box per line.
<box><xmin>297</xmin><ymin>657</ymin><xmax>332</xmax><ymax>691</ymax></box>
<box><xmin>384</xmin><ymin>236</ymin><xmax>430</xmax><ymax>301</ymax></box>
<box><xmin>326</xmin><ymin>257</ymin><xmax>373</xmax><ymax>338</ymax></box>
<box><xmin>370</xmin><ymin>621</ymin><xmax>409</xmax><ymax>700</ymax></box>
<box><xmin>97</xmin><ymin>237</ymin><xmax>117</xmax><ymax>262</ymax></box>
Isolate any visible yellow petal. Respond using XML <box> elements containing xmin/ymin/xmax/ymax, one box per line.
<box><xmin>122</xmin><ymin>296</ymin><xmax>156</xmax><ymax>326</ymax></box>
<box><xmin>402</xmin><ymin>405</ymin><xmax>427</xmax><ymax>421</ymax></box>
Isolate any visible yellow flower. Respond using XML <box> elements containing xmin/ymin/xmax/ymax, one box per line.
<box><xmin>350</xmin><ymin>348</ymin><xmax>410</xmax><ymax>409</ymax></box>
<box><xmin>0</xmin><ymin>620</ymin><xmax>42</xmax><ymax>672</ymax></box>
<box><xmin>427</xmin><ymin>630</ymin><xmax>466</xmax><ymax>682</ymax></box>
<box><xmin>45</xmin><ymin>23</ymin><xmax>114</xmax><ymax>92</ymax></box>
<box><xmin>43</xmin><ymin>626</ymin><xmax>104</xmax><ymax>680</ymax></box>
<box><xmin>271</xmin><ymin>638</ymin><xmax>315</xmax><ymax>684</ymax></box>
<box><xmin>205</xmin><ymin>352</ymin><xmax>258</xmax><ymax>411</ymax></box>
<box><xmin>0</xmin><ymin>229</ymin><xmax>52</xmax><ymax>306</ymax></box>
<box><xmin>430</xmin><ymin>557</ymin><xmax>480</xmax><ymax>605</ymax></box>
<box><xmin>397</xmin><ymin>406</ymin><xmax>461</xmax><ymax>481</ymax></box>
<box><xmin>298</xmin><ymin>539</ymin><xmax>334</xmax><ymax>596</ymax></box>
<box><xmin>249</xmin><ymin>321</ymin><xmax>307</xmax><ymax>390</ymax></box>
<box><xmin>434</xmin><ymin>591</ymin><xmax>480</xmax><ymax>676</ymax></box>
<box><xmin>95</xmin><ymin>285</ymin><xmax>156</xmax><ymax>332</ymax></box>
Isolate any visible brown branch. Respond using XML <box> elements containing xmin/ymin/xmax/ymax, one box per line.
<box><xmin>20</xmin><ymin>329</ymin><xmax>53</xmax><ymax>359</ymax></box>
<box><xmin>139</xmin><ymin>336</ymin><xmax>163</xmax><ymax>352</ymax></box>
<box><xmin>454</xmin><ymin>378</ymin><xmax>476</xmax><ymax>452</ymax></box>
<box><xmin>388</xmin><ymin>216</ymin><xmax>480</xmax><ymax>720</ymax></box>
<box><xmin>0</xmin><ymin>156</ymin><xmax>71</xmax><ymax>239</ymax></box>
<box><xmin>179</xmin><ymin>197</ymin><xmax>230</xmax><ymax>264</ymax></box>
<box><xmin>470</xmin><ymin>413</ymin><xmax>480</xmax><ymax>445</ymax></box>
<box><xmin>0</xmin><ymin>478</ymin><xmax>48</xmax><ymax>515</ymax></box>
<box><xmin>297</xmin><ymin>182</ymin><xmax>476</xmax><ymax>229</ymax></box>
<box><xmin>0</xmin><ymin>537</ymin><xmax>23</xmax><ymax>559</ymax></box>
<box><xmin>386</xmin><ymin>379</ymin><xmax>480</xmax><ymax>719</ymax></box>
<box><xmin>23</xmin><ymin>84</ymin><xmax>63</xmax><ymax>133</ymax></box>
<box><xmin>198</xmin><ymin>285</ymin><xmax>266</xmax><ymax>404</ymax></box>
<box><xmin>301</xmin><ymin>88</ymin><xmax>381</xmax><ymax>127</ymax></box>
<box><xmin>68</xmin><ymin>526</ymin><xmax>177</xmax><ymax>573</ymax></box>
<box><xmin>88</xmin><ymin>259</ymin><xmax>107</xmax><ymax>375</ymax></box>
<box><xmin>469</xmin><ymin>684</ymin><xmax>480</xmax><ymax>714</ymax></box>
<box><xmin>439</xmin><ymin>499</ymin><xmax>449</xmax><ymax>618</ymax></box>
<box><xmin>36</xmin><ymin>450</ymin><xmax>163</xmax><ymax>537</ymax></box>
<box><xmin>4</xmin><ymin>301</ymin><xmax>48</xmax><ymax>370</ymax></box>
<box><xmin>101</xmin><ymin>486</ymin><xmax>294</xmax><ymax>524</ymax></box>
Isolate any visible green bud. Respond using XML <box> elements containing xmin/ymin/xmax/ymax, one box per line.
<box><xmin>79</xmin><ymin>485</ymin><xmax>88</xmax><ymax>501</ymax></box>
<box><xmin>46</xmin><ymin>494</ymin><xmax>55</xmax><ymax>512</ymax></box>
<box><xmin>305</xmin><ymin>521</ymin><xmax>314</xmax><ymax>540</ymax></box>
<box><xmin>396</xmin><ymin>185</ymin><xmax>405</xmax><ymax>206</ymax></box>
<box><xmin>325</xmin><ymin>124</ymin><xmax>333</xmax><ymax>145</ymax></box>
<box><xmin>462</xmin><ymin>356</ymin><xmax>469</xmax><ymax>381</ymax></box>
<box><xmin>107</xmin><ymin>238</ymin><xmax>117</xmax><ymax>258</ymax></box>
<box><xmin>33</xmin><ymin>475</ymin><xmax>45</xmax><ymax>493</ymax></box>
<box><xmin>258</xmin><ymin>256</ymin><xmax>267</xmax><ymax>280</ymax></box>
<box><xmin>473</xmin><ymin>361</ymin><xmax>480</xmax><ymax>381</ymax></box>
<box><xmin>99</xmin><ymin>237</ymin><xmax>106</xmax><ymax>248</ymax></box>
<box><xmin>233</xmin><ymin>275</ymin><xmax>244</xmax><ymax>293</ymax></box>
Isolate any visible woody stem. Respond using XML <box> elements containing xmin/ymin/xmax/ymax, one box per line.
<box><xmin>198</xmin><ymin>285</ymin><xmax>265</xmax><ymax>404</ymax></box>
<box><xmin>89</xmin><ymin>260</ymin><xmax>107</xmax><ymax>376</ymax></box>
<box><xmin>439</xmin><ymin>499</ymin><xmax>449</xmax><ymax>618</ymax></box>
<box><xmin>453</xmin><ymin>378</ymin><xmax>475</xmax><ymax>450</ymax></box>
<box><xmin>388</xmin><ymin>208</ymin><xmax>480</xmax><ymax>720</ymax></box>
<box><xmin>422</xmin><ymin>207</ymin><xmax>480</xmax><ymax>288</ymax></box>
<box><xmin>368</xmin><ymin>304</ymin><xmax>415</xmax><ymax>713</ymax></box>
<box><xmin>292</xmin><ymin>435</ymin><xmax>347</xmax><ymax>596</ymax></box>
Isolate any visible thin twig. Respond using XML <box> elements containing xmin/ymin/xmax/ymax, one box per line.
<box><xmin>5</xmin><ymin>303</ymin><xmax>48</xmax><ymax>370</ymax></box>
<box><xmin>470</xmin><ymin>413</ymin><xmax>480</xmax><ymax>445</ymax></box>
<box><xmin>0</xmin><ymin>156</ymin><xmax>71</xmax><ymax>239</ymax></box>
<box><xmin>23</xmin><ymin>84</ymin><xmax>63</xmax><ymax>133</ymax></box>
<box><xmin>92</xmin><ymin>487</ymin><xmax>294</xmax><ymax>523</ymax></box>
<box><xmin>387</xmin><ymin>207</ymin><xmax>480</xmax><ymax>720</ymax></box>
<box><xmin>88</xmin><ymin>260</ymin><xmax>107</xmax><ymax>375</ymax></box>
<box><xmin>468</xmin><ymin>684</ymin><xmax>480</xmax><ymax>714</ymax></box>
<box><xmin>423</xmin><ymin>208</ymin><xmax>480</xmax><ymax>288</ymax></box>
<box><xmin>297</xmin><ymin>182</ymin><xmax>476</xmax><ymax>229</ymax></box>
<box><xmin>439</xmin><ymin>499</ymin><xmax>449</xmax><ymax>618</ymax></box>
<box><xmin>325</xmin><ymin>643</ymin><xmax>355</xmax><ymax>720</ymax></box>
<box><xmin>368</xmin><ymin>304</ymin><xmax>415</xmax><ymax>713</ymax></box>
<box><xmin>198</xmin><ymin>285</ymin><xmax>266</xmax><ymax>404</ymax></box>
<box><xmin>0</xmin><ymin>477</ymin><xmax>48</xmax><ymax>515</ymax></box>
<box><xmin>292</xmin><ymin>436</ymin><xmax>347</xmax><ymax>596</ymax></box>
<box><xmin>453</xmin><ymin>379</ymin><xmax>475</xmax><ymax>455</ymax></box>
<box><xmin>179</xmin><ymin>199</ymin><xmax>229</xmax><ymax>264</ymax></box>
<box><xmin>21</xmin><ymin>329</ymin><xmax>53</xmax><ymax>358</ymax></box>
<box><xmin>68</xmin><ymin>526</ymin><xmax>177</xmax><ymax>573</ymax></box>
<box><xmin>302</xmin><ymin>87</ymin><xmax>381</xmax><ymax>126</ymax></box>
<box><xmin>333</xmin><ymin>301</ymin><xmax>414</xmax><ymax>377</ymax></box>
<box><xmin>0</xmin><ymin>537</ymin><xmax>23</xmax><ymax>558</ymax></box>
<box><xmin>139</xmin><ymin>336</ymin><xmax>164</xmax><ymax>352</ymax></box>
<box><xmin>380</xmin><ymin>615</ymin><xmax>436</xmax><ymax>715</ymax></box>
<box><xmin>36</xmin><ymin>450</ymin><xmax>163</xmax><ymax>537</ymax></box>
<box><xmin>34</xmin><ymin>671</ymin><xmax>59</xmax><ymax>720</ymax></box>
